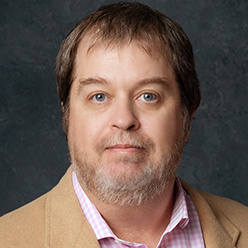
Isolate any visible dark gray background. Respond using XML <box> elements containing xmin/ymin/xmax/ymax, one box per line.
<box><xmin>1</xmin><ymin>0</ymin><xmax>247</xmax><ymax>216</ymax></box>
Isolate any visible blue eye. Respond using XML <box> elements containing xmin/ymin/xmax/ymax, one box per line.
<box><xmin>92</xmin><ymin>94</ymin><xmax>107</xmax><ymax>102</ymax></box>
<box><xmin>140</xmin><ymin>93</ymin><xmax>157</xmax><ymax>102</ymax></box>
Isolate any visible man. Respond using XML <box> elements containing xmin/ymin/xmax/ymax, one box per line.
<box><xmin>0</xmin><ymin>2</ymin><xmax>247</xmax><ymax>247</ymax></box>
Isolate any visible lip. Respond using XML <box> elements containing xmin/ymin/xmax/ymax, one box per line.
<box><xmin>106</xmin><ymin>144</ymin><xmax>141</xmax><ymax>153</ymax></box>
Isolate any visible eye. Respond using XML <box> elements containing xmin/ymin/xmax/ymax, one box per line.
<box><xmin>139</xmin><ymin>93</ymin><xmax>157</xmax><ymax>102</ymax></box>
<box><xmin>92</xmin><ymin>93</ymin><xmax>107</xmax><ymax>102</ymax></box>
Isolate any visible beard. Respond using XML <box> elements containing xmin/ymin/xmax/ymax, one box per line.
<box><xmin>70</xmin><ymin>130</ymin><xmax>185</xmax><ymax>206</ymax></box>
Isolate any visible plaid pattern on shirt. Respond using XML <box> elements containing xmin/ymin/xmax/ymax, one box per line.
<box><xmin>73</xmin><ymin>171</ymin><xmax>205</xmax><ymax>247</ymax></box>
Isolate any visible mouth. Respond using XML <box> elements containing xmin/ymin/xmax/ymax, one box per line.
<box><xmin>106</xmin><ymin>144</ymin><xmax>142</xmax><ymax>153</ymax></box>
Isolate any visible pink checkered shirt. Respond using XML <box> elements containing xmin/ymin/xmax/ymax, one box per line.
<box><xmin>73</xmin><ymin>171</ymin><xmax>205</xmax><ymax>247</ymax></box>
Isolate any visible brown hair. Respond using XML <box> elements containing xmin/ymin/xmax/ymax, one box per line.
<box><xmin>56</xmin><ymin>1</ymin><xmax>201</xmax><ymax>134</ymax></box>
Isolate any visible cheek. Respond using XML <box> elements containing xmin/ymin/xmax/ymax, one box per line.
<box><xmin>69</xmin><ymin>110</ymin><xmax>107</xmax><ymax>147</ymax></box>
<box><xmin>141</xmin><ymin>110</ymin><xmax>183</xmax><ymax>149</ymax></box>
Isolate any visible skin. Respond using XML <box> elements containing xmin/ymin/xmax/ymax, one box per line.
<box><xmin>67</xmin><ymin>39</ymin><xmax>189</xmax><ymax>247</ymax></box>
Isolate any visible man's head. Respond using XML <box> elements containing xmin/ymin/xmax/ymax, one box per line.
<box><xmin>56</xmin><ymin>1</ymin><xmax>201</xmax><ymax>135</ymax></box>
<box><xmin>55</xmin><ymin>2</ymin><xmax>201</xmax><ymax>206</ymax></box>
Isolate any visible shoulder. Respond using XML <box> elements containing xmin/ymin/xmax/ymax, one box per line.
<box><xmin>180</xmin><ymin>178</ymin><xmax>248</xmax><ymax>216</ymax></box>
<box><xmin>181</xmin><ymin>178</ymin><xmax>248</xmax><ymax>246</ymax></box>
<box><xmin>197</xmin><ymin>188</ymin><xmax>248</xmax><ymax>232</ymax></box>
<box><xmin>198</xmin><ymin>189</ymin><xmax>248</xmax><ymax>214</ymax></box>
<box><xmin>0</xmin><ymin>167</ymin><xmax>79</xmax><ymax>248</ymax></box>
<box><xmin>188</xmin><ymin>182</ymin><xmax>247</xmax><ymax>221</ymax></box>
<box><xmin>0</xmin><ymin>192</ymin><xmax>49</xmax><ymax>247</ymax></box>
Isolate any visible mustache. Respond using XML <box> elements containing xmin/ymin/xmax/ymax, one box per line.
<box><xmin>96</xmin><ymin>132</ymin><xmax>154</xmax><ymax>152</ymax></box>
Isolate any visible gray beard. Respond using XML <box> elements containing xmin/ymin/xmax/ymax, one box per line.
<box><xmin>70</xmin><ymin>131</ymin><xmax>185</xmax><ymax>206</ymax></box>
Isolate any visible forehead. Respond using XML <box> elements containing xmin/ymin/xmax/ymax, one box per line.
<box><xmin>75</xmin><ymin>37</ymin><xmax>175</xmax><ymax>82</ymax></box>
<box><xmin>76</xmin><ymin>31</ymin><xmax>170</xmax><ymax>64</ymax></box>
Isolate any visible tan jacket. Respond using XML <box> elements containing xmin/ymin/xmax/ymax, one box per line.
<box><xmin>0</xmin><ymin>166</ymin><xmax>247</xmax><ymax>248</ymax></box>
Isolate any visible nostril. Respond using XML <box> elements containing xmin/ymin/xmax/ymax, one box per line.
<box><xmin>127</xmin><ymin>124</ymin><xmax>135</xmax><ymax>130</ymax></box>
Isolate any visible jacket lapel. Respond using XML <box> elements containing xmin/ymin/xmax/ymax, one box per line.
<box><xmin>45</xmin><ymin>166</ymin><xmax>100</xmax><ymax>248</ymax></box>
<box><xmin>181</xmin><ymin>179</ymin><xmax>240</xmax><ymax>248</ymax></box>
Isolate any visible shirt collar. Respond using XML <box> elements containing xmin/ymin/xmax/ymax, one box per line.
<box><xmin>164</xmin><ymin>177</ymin><xmax>189</xmax><ymax>233</ymax></box>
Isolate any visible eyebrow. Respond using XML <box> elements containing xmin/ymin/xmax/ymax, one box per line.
<box><xmin>135</xmin><ymin>77</ymin><xmax>172</xmax><ymax>89</ymax></box>
<box><xmin>77</xmin><ymin>76</ymin><xmax>172</xmax><ymax>94</ymax></box>
<box><xmin>77</xmin><ymin>77</ymin><xmax>108</xmax><ymax>95</ymax></box>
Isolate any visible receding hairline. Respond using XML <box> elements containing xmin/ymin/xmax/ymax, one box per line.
<box><xmin>75</xmin><ymin>27</ymin><xmax>169</xmax><ymax>57</ymax></box>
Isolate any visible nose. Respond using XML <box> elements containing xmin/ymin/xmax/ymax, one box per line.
<box><xmin>110</xmin><ymin>98</ymin><xmax>140</xmax><ymax>131</ymax></box>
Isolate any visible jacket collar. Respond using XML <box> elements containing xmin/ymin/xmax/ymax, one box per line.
<box><xmin>181</xmin><ymin>179</ymin><xmax>240</xmax><ymax>248</ymax></box>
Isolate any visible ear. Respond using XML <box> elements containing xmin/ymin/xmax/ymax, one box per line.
<box><xmin>61</xmin><ymin>101</ymin><xmax>65</xmax><ymax>111</ymax></box>
<box><xmin>61</xmin><ymin>101</ymin><xmax>69</xmax><ymax>115</ymax></box>
<box><xmin>184</xmin><ymin>132</ymin><xmax>190</xmax><ymax>143</ymax></box>
<box><xmin>184</xmin><ymin>110</ymin><xmax>195</xmax><ymax>142</ymax></box>
<box><xmin>60</xmin><ymin>101</ymin><xmax>70</xmax><ymax>135</ymax></box>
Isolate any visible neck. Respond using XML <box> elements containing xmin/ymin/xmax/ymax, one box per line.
<box><xmin>84</xmin><ymin>180</ymin><xmax>176</xmax><ymax>248</ymax></box>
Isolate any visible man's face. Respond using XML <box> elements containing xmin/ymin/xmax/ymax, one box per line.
<box><xmin>68</xmin><ymin>40</ymin><xmax>188</xmax><ymax>205</ymax></box>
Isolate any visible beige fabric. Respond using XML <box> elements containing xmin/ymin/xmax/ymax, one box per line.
<box><xmin>0</xmin><ymin>166</ymin><xmax>247</xmax><ymax>247</ymax></box>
